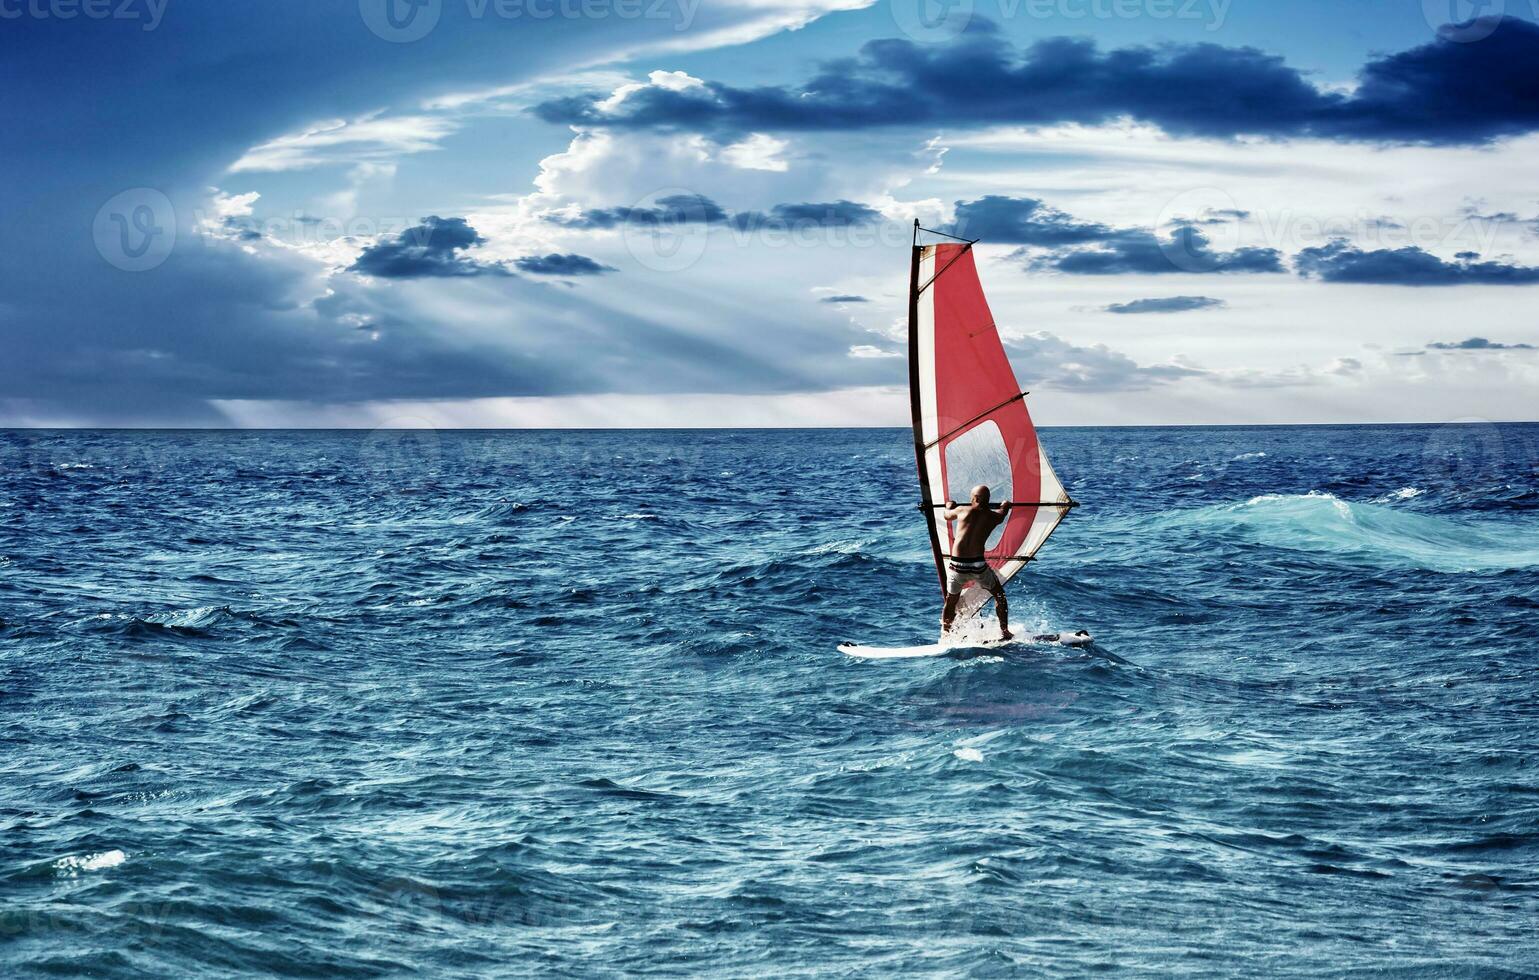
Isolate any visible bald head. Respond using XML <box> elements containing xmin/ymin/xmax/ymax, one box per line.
<box><xmin>970</xmin><ymin>485</ymin><xmax>990</xmax><ymax>504</ymax></box>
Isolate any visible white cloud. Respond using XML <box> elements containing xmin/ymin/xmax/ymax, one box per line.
<box><xmin>229</xmin><ymin>112</ymin><xmax>459</xmax><ymax>173</ymax></box>
<box><xmin>721</xmin><ymin>133</ymin><xmax>790</xmax><ymax>172</ymax></box>
<box><xmin>595</xmin><ymin>69</ymin><xmax>705</xmax><ymax>114</ymax></box>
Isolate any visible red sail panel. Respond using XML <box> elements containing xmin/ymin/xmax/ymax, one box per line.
<box><xmin>909</xmin><ymin>242</ymin><xmax>1070</xmax><ymax>618</ymax></box>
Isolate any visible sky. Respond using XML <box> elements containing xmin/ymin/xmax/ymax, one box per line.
<box><xmin>3</xmin><ymin>0</ymin><xmax>1538</xmax><ymax>427</ymax></box>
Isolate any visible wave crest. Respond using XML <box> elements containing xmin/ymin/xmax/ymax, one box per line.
<box><xmin>1183</xmin><ymin>492</ymin><xmax>1539</xmax><ymax>572</ymax></box>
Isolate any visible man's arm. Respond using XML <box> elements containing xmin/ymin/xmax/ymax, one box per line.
<box><xmin>941</xmin><ymin>500</ymin><xmax>964</xmax><ymax>522</ymax></box>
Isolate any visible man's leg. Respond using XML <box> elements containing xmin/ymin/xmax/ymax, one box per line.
<box><xmin>987</xmin><ymin>577</ymin><xmax>1011</xmax><ymax>640</ymax></box>
<box><xmin>941</xmin><ymin>592</ymin><xmax>960</xmax><ymax>635</ymax></box>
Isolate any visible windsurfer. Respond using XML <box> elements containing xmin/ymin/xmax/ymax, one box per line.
<box><xmin>940</xmin><ymin>485</ymin><xmax>1014</xmax><ymax>639</ymax></box>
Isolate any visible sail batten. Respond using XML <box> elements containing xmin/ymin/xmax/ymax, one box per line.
<box><xmin>908</xmin><ymin>232</ymin><xmax>1074</xmax><ymax>620</ymax></box>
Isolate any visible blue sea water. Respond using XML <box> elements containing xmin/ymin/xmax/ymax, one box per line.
<box><xmin>2</xmin><ymin>424</ymin><xmax>1537</xmax><ymax>977</ymax></box>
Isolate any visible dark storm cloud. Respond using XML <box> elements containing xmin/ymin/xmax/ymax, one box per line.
<box><xmin>1294</xmin><ymin>240</ymin><xmax>1539</xmax><ymax>285</ymax></box>
<box><xmin>1104</xmin><ymin>296</ymin><xmax>1226</xmax><ymax>314</ymax></box>
<box><xmin>534</xmin><ymin>17</ymin><xmax>1539</xmax><ymax>146</ymax></box>
<box><xmin>1426</xmin><ymin>337</ymin><xmax>1535</xmax><ymax>350</ymax></box>
<box><xmin>513</xmin><ymin>253</ymin><xmax>617</xmax><ymax>275</ymax></box>
<box><xmin>349</xmin><ymin>217</ymin><xmax>511</xmax><ymax>278</ymax></box>
<box><xmin>820</xmin><ymin>294</ymin><xmax>869</xmax><ymax>303</ymax></box>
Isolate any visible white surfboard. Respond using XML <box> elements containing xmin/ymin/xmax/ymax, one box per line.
<box><xmin>839</xmin><ymin>630</ymin><xmax>1092</xmax><ymax>659</ymax></box>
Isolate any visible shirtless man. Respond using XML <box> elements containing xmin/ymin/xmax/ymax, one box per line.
<box><xmin>940</xmin><ymin>485</ymin><xmax>1013</xmax><ymax>639</ymax></box>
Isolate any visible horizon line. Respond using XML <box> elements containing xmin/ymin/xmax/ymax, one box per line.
<box><xmin>4</xmin><ymin>419</ymin><xmax>1537</xmax><ymax>433</ymax></box>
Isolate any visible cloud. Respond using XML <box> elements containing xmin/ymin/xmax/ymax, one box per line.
<box><xmin>1002</xmin><ymin>331</ymin><xmax>1209</xmax><ymax>391</ymax></box>
<box><xmin>534</xmin><ymin>17</ymin><xmax>1539</xmax><ymax>146</ymax></box>
<box><xmin>821</xmin><ymin>294</ymin><xmax>869</xmax><ymax>303</ymax></box>
<box><xmin>513</xmin><ymin>253</ymin><xmax>617</xmax><ymax>276</ymax></box>
<box><xmin>1426</xmin><ymin>337</ymin><xmax>1535</xmax><ymax>350</ymax></box>
<box><xmin>719</xmin><ymin>133</ymin><xmax>790</xmax><ymax>171</ymax></box>
<box><xmin>1030</xmin><ymin>225</ymin><xmax>1285</xmax><ymax>276</ymax></box>
<box><xmin>946</xmin><ymin>195</ymin><xmax>1282</xmax><ymax>275</ymax></box>
<box><xmin>547</xmin><ymin>193</ymin><xmax>729</xmax><ymax>230</ymax></box>
<box><xmin>349</xmin><ymin>216</ymin><xmax>511</xmax><ymax>278</ymax></box>
<box><xmin>948</xmin><ymin>196</ymin><xmax>1113</xmax><ymax>246</ymax></box>
<box><xmin>1294</xmin><ymin>239</ymin><xmax>1539</xmax><ymax>285</ymax></box>
<box><xmin>730</xmin><ymin>199</ymin><xmax>882</xmax><ymax>231</ymax></box>
<box><xmin>0</xmin><ymin>0</ymin><xmax>957</xmax><ymax>425</ymax></box>
<box><xmin>1104</xmin><ymin>295</ymin><xmax>1226</xmax><ymax>314</ymax></box>
<box><xmin>545</xmin><ymin>195</ymin><xmax>883</xmax><ymax>235</ymax></box>
<box><xmin>230</xmin><ymin>113</ymin><xmax>459</xmax><ymax>173</ymax></box>
<box><xmin>848</xmin><ymin>344</ymin><xmax>901</xmax><ymax>358</ymax></box>
<box><xmin>1195</xmin><ymin>209</ymin><xmax>1251</xmax><ymax>224</ymax></box>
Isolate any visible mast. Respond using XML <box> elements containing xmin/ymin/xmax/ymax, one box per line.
<box><xmin>908</xmin><ymin>220</ymin><xmax>947</xmax><ymax>594</ymax></box>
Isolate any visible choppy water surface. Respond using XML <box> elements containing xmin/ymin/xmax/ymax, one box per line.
<box><xmin>2</xmin><ymin>425</ymin><xmax>1537</xmax><ymax>977</ymax></box>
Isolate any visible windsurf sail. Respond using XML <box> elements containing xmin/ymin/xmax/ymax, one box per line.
<box><xmin>908</xmin><ymin>222</ymin><xmax>1076</xmax><ymax>620</ymax></box>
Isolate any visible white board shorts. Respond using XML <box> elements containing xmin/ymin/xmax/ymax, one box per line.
<box><xmin>946</xmin><ymin>559</ymin><xmax>1000</xmax><ymax>596</ymax></box>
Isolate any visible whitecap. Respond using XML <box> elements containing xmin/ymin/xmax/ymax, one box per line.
<box><xmin>54</xmin><ymin>850</ymin><xmax>127</xmax><ymax>876</ymax></box>
<box><xmin>953</xmin><ymin>748</ymin><xmax>984</xmax><ymax>763</ymax></box>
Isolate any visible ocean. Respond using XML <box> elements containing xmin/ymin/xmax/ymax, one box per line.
<box><xmin>2</xmin><ymin>424</ymin><xmax>1536</xmax><ymax>977</ymax></box>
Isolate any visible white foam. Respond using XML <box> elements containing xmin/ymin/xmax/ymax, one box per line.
<box><xmin>953</xmin><ymin>748</ymin><xmax>984</xmax><ymax>763</ymax></box>
<box><xmin>1231</xmin><ymin>451</ymin><xmax>1268</xmax><ymax>461</ymax></box>
<box><xmin>54</xmin><ymin>850</ymin><xmax>127</xmax><ymax>876</ymax></box>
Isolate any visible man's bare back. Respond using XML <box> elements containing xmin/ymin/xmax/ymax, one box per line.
<box><xmin>945</xmin><ymin>500</ymin><xmax>1010</xmax><ymax>559</ymax></box>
